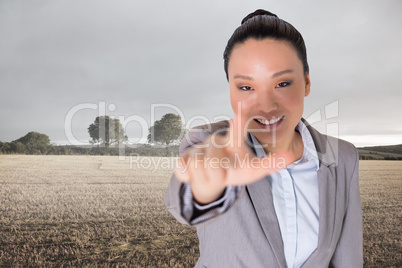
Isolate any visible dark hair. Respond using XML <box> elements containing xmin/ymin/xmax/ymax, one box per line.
<box><xmin>223</xmin><ymin>9</ymin><xmax>309</xmax><ymax>80</ymax></box>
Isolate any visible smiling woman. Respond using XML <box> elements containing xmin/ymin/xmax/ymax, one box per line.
<box><xmin>165</xmin><ymin>9</ymin><xmax>363</xmax><ymax>268</ymax></box>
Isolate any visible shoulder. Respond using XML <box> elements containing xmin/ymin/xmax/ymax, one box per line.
<box><xmin>302</xmin><ymin>118</ymin><xmax>358</xmax><ymax>168</ymax></box>
<box><xmin>327</xmin><ymin>133</ymin><xmax>358</xmax><ymax>162</ymax></box>
<box><xmin>179</xmin><ymin>120</ymin><xmax>230</xmax><ymax>155</ymax></box>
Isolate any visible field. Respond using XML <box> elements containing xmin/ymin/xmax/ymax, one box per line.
<box><xmin>0</xmin><ymin>156</ymin><xmax>401</xmax><ymax>267</ymax></box>
<box><xmin>359</xmin><ymin>160</ymin><xmax>401</xmax><ymax>266</ymax></box>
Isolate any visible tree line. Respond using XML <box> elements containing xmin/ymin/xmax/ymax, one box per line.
<box><xmin>5</xmin><ymin>113</ymin><xmax>399</xmax><ymax>159</ymax></box>
<box><xmin>0</xmin><ymin>113</ymin><xmax>185</xmax><ymax>156</ymax></box>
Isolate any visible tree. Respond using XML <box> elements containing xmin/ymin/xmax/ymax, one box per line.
<box><xmin>14</xmin><ymin>131</ymin><xmax>50</xmax><ymax>154</ymax></box>
<box><xmin>0</xmin><ymin>142</ymin><xmax>11</xmax><ymax>154</ymax></box>
<box><xmin>10</xmin><ymin>141</ymin><xmax>26</xmax><ymax>154</ymax></box>
<box><xmin>88</xmin><ymin>116</ymin><xmax>127</xmax><ymax>147</ymax></box>
<box><xmin>148</xmin><ymin>113</ymin><xmax>186</xmax><ymax>155</ymax></box>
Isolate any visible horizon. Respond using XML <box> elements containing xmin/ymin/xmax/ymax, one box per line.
<box><xmin>2</xmin><ymin>125</ymin><xmax>401</xmax><ymax>148</ymax></box>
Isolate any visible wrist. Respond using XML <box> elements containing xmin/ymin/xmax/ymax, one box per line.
<box><xmin>192</xmin><ymin>186</ymin><xmax>226</xmax><ymax>205</ymax></box>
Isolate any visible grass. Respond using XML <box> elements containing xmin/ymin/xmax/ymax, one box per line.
<box><xmin>359</xmin><ymin>160</ymin><xmax>401</xmax><ymax>267</ymax></box>
<box><xmin>0</xmin><ymin>156</ymin><xmax>400</xmax><ymax>267</ymax></box>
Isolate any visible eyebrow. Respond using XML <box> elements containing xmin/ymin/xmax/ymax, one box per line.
<box><xmin>232</xmin><ymin>69</ymin><xmax>294</xmax><ymax>80</ymax></box>
<box><xmin>272</xmin><ymin>69</ymin><xmax>294</xmax><ymax>78</ymax></box>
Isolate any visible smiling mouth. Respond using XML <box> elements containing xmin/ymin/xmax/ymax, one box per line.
<box><xmin>253</xmin><ymin>115</ymin><xmax>285</xmax><ymax>125</ymax></box>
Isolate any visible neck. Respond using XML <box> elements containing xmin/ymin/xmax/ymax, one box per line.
<box><xmin>262</xmin><ymin>130</ymin><xmax>304</xmax><ymax>163</ymax></box>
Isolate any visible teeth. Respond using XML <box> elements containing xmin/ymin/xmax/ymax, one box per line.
<box><xmin>255</xmin><ymin>116</ymin><xmax>283</xmax><ymax>125</ymax></box>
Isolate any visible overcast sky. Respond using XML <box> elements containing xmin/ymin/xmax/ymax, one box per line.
<box><xmin>0</xmin><ymin>0</ymin><xmax>401</xmax><ymax>147</ymax></box>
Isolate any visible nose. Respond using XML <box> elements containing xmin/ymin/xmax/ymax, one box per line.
<box><xmin>256</xmin><ymin>89</ymin><xmax>278</xmax><ymax>114</ymax></box>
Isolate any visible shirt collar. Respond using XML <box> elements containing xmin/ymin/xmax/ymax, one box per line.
<box><xmin>249</xmin><ymin>120</ymin><xmax>320</xmax><ymax>170</ymax></box>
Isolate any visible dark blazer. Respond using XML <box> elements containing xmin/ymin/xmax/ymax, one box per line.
<box><xmin>164</xmin><ymin>119</ymin><xmax>363</xmax><ymax>268</ymax></box>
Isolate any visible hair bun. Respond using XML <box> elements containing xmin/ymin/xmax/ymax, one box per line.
<box><xmin>241</xmin><ymin>9</ymin><xmax>278</xmax><ymax>25</ymax></box>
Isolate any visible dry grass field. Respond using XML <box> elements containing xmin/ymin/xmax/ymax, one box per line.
<box><xmin>359</xmin><ymin>160</ymin><xmax>401</xmax><ymax>267</ymax></box>
<box><xmin>0</xmin><ymin>156</ymin><xmax>400</xmax><ymax>267</ymax></box>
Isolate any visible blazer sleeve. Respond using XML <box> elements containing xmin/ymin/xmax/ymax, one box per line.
<box><xmin>330</xmin><ymin>148</ymin><xmax>363</xmax><ymax>267</ymax></box>
<box><xmin>164</xmin><ymin>126</ymin><xmax>244</xmax><ymax>227</ymax></box>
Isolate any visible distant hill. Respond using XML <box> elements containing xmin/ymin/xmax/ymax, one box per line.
<box><xmin>357</xmin><ymin>144</ymin><xmax>402</xmax><ymax>160</ymax></box>
<box><xmin>359</xmin><ymin>144</ymin><xmax>402</xmax><ymax>154</ymax></box>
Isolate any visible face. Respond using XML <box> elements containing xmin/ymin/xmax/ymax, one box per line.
<box><xmin>228</xmin><ymin>38</ymin><xmax>311</xmax><ymax>149</ymax></box>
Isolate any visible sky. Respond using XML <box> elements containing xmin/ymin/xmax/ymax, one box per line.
<box><xmin>0</xmin><ymin>0</ymin><xmax>401</xmax><ymax>147</ymax></box>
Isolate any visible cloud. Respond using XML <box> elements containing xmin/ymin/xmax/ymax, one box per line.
<box><xmin>0</xmin><ymin>0</ymin><xmax>401</xmax><ymax>146</ymax></box>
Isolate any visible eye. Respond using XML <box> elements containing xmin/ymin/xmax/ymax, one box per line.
<box><xmin>239</xmin><ymin>86</ymin><xmax>253</xmax><ymax>91</ymax></box>
<box><xmin>276</xmin><ymin>82</ymin><xmax>291</xmax><ymax>88</ymax></box>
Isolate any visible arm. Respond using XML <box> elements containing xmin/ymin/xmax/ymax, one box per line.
<box><xmin>330</xmin><ymin>149</ymin><xmax>363</xmax><ymax>267</ymax></box>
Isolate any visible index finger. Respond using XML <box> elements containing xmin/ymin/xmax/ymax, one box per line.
<box><xmin>227</xmin><ymin>116</ymin><xmax>256</xmax><ymax>157</ymax></box>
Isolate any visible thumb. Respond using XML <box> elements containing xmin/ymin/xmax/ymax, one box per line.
<box><xmin>227</xmin><ymin>116</ymin><xmax>255</xmax><ymax>156</ymax></box>
<box><xmin>226</xmin><ymin>151</ymin><xmax>293</xmax><ymax>186</ymax></box>
<box><xmin>173</xmin><ymin>155</ymin><xmax>190</xmax><ymax>182</ymax></box>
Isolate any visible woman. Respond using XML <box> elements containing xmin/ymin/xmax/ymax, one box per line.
<box><xmin>165</xmin><ymin>9</ymin><xmax>363</xmax><ymax>268</ymax></box>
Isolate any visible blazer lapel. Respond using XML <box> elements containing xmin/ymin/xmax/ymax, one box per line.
<box><xmin>247</xmin><ymin>179</ymin><xmax>286</xmax><ymax>267</ymax></box>
<box><xmin>302</xmin><ymin>163</ymin><xmax>337</xmax><ymax>266</ymax></box>
<box><xmin>317</xmin><ymin>164</ymin><xmax>337</xmax><ymax>251</ymax></box>
<box><xmin>245</xmin><ymin>132</ymin><xmax>286</xmax><ymax>267</ymax></box>
<box><xmin>301</xmin><ymin>119</ymin><xmax>338</xmax><ymax>265</ymax></box>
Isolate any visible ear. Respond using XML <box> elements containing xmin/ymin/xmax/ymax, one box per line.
<box><xmin>304</xmin><ymin>74</ymin><xmax>311</xmax><ymax>97</ymax></box>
